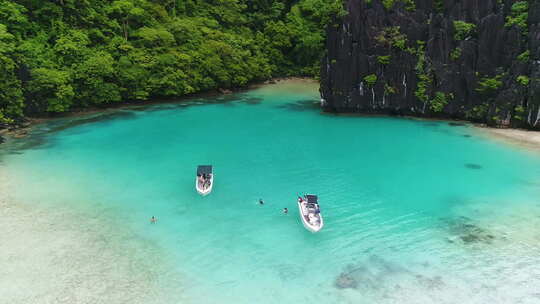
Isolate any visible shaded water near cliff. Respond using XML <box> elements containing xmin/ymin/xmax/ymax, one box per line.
<box><xmin>2</xmin><ymin>81</ymin><xmax>540</xmax><ymax>303</ymax></box>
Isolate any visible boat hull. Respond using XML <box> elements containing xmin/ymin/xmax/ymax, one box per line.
<box><xmin>196</xmin><ymin>176</ymin><xmax>213</xmax><ymax>196</ymax></box>
<box><xmin>297</xmin><ymin>201</ymin><xmax>324</xmax><ymax>233</ymax></box>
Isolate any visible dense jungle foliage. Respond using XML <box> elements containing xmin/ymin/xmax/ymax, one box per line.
<box><xmin>0</xmin><ymin>0</ymin><xmax>345</xmax><ymax>123</ymax></box>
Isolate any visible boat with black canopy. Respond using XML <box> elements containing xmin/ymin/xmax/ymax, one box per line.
<box><xmin>196</xmin><ymin>165</ymin><xmax>213</xmax><ymax>196</ymax></box>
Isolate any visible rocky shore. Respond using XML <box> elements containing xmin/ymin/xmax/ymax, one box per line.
<box><xmin>0</xmin><ymin>77</ymin><xmax>317</xmax><ymax>144</ymax></box>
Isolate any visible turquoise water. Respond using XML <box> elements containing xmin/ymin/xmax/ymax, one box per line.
<box><xmin>2</xmin><ymin>82</ymin><xmax>540</xmax><ymax>303</ymax></box>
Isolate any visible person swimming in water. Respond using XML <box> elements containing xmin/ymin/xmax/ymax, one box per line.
<box><xmin>283</xmin><ymin>208</ymin><xmax>288</xmax><ymax>214</ymax></box>
<box><xmin>259</xmin><ymin>199</ymin><xmax>264</xmax><ymax>205</ymax></box>
<box><xmin>150</xmin><ymin>216</ymin><xmax>157</xmax><ymax>223</ymax></box>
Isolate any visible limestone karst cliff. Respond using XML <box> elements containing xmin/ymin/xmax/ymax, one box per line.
<box><xmin>321</xmin><ymin>0</ymin><xmax>540</xmax><ymax>129</ymax></box>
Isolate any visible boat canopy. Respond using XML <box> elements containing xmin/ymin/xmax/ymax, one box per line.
<box><xmin>305</xmin><ymin>195</ymin><xmax>318</xmax><ymax>204</ymax></box>
<box><xmin>197</xmin><ymin>165</ymin><xmax>213</xmax><ymax>175</ymax></box>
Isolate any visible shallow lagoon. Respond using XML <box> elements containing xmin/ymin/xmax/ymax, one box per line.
<box><xmin>2</xmin><ymin>81</ymin><xmax>540</xmax><ymax>304</ymax></box>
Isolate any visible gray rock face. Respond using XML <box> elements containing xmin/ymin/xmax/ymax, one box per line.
<box><xmin>321</xmin><ymin>0</ymin><xmax>540</xmax><ymax>129</ymax></box>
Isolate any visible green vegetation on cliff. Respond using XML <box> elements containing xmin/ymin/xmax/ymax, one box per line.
<box><xmin>320</xmin><ymin>0</ymin><xmax>539</xmax><ymax>129</ymax></box>
<box><xmin>0</xmin><ymin>0</ymin><xmax>345</xmax><ymax>123</ymax></box>
<box><xmin>505</xmin><ymin>1</ymin><xmax>528</xmax><ymax>34</ymax></box>
<box><xmin>453</xmin><ymin>20</ymin><xmax>476</xmax><ymax>40</ymax></box>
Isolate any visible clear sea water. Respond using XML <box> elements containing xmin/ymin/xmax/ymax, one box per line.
<box><xmin>2</xmin><ymin>81</ymin><xmax>540</xmax><ymax>303</ymax></box>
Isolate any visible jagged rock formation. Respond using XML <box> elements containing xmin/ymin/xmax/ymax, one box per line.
<box><xmin>321</xmin><ymin>0</ymin><xmax>540</xmax><ymax>129</ymax></box>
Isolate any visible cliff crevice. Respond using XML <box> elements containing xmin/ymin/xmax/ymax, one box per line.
<box><xmin>321</xmin><ymin>0</ymin><xmax>540</xmax><ymax>129</ymax></box>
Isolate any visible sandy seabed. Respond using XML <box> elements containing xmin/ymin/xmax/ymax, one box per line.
<box><xmin>0</xmin><ymin>170</ymin><xmax>184</xmax><ymax>304</ymax></box>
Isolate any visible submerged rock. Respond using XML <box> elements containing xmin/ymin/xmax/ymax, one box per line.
<box><xmin>334</xmin><ymin>272</ymin><xmax>358</xmax><ymax>289</ymax></box>
<box><xmin>465</xmin><ymin>163</ymin><xmax>483</xmax><ymax>169</ymax></box>
<box><xmin>11</xmin><ymin>129</ymin><xmax>29</xmax><ymax>139</ymax></box>
<box><xmin>277</xmin><ymin>99</ymin><xmax>319</xmax><ymax>111</ymax></box>
<box><xmin>334</xmin><ymin>255</ymin><xmax>415</xmax><ymax>291</ymax></box>
<box><xmin>19</xmin><ymin>121</ymin><xmax>31</xmax><ymax>128</ymax></box>
<box><xmin>275</xmin><ymin>264</ymin><xmax>304</xmax><ymax>281</ymax></box>
<box><xmin>218</xmin><ymin>88</ymin><xmax>232</xmax><ymax>94</ymax></box>
<box><xmin>442</xmin><ymin>216</ymin><xmax>496</xmax><ymax>245</ymax></box>
<box><xmin>460</xmin><ymin>233</ymin><xmax>495</xmax><ymax>244</ymax></box>
<box><xmin>422</xmin><ymin>275</ymin><xmax>445</xmax><ymax>290</ymax></box>
<box><xmin>240</xmin><ymin>97</ymin><xmax>263</xmax><ymax>105</ymax></box>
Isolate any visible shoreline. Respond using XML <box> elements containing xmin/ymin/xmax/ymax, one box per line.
<box><xmin>0</xmin><ymin>77</ymin><xmax>316</xmax><ymax>140</ymax></box>
<box><xmin>1</xmin><ymin>77</ymin><xmax>539</xmax><ymax>155</ymax></box>
<box><xmin>472</xmin><ymin>126</ymin><xmax>540</xmax><ymax>154</ymax></box>
<box><xmin>323</xmin><ymin>111</ymin><xmax>540</xmax><ymax>154</ymax></box>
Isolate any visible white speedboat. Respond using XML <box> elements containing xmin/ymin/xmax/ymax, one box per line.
<box><xmin>196</xmin><ymin>165</ymin><xmax>213</xmax><ymax>196</ymax></box>
<box><xmin>297</xmin><ymin>195</ymin><xmax>324</xmax><ymax>233</ymax></box>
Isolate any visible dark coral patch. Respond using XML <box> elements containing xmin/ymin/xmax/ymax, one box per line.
<box><xmin>465</xmin><ymin>163</ymin><xmax>482</xmax><ymax>169</ymax></box>
<box><xmin>277</xmin><ymin>99</ymin><xmax>319</xmax><ymax>111</ymax></box>
<box><xmin>334</xmin><ymin>272</ymin><xmax>358</xmax><ymax>289</ymax></box>
<box><xmin>442</xmin><ymin>216</ymin><xmax>496</xmax><ymax>245</ymax></box>
<box><xmin>239</xmin><ymin>97</ymin><xmax>263</xmax><ymax>105</ymax></box>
